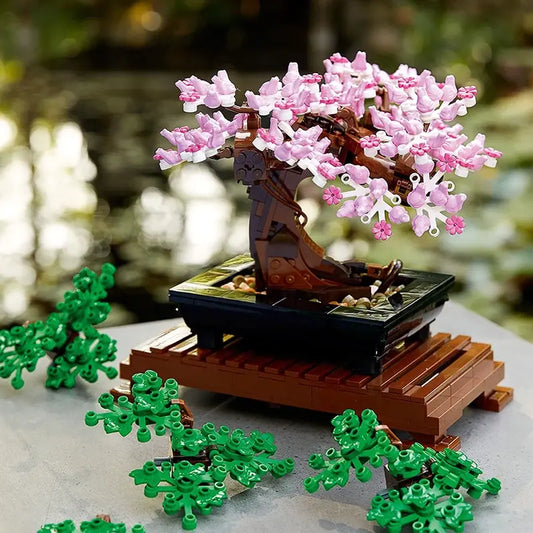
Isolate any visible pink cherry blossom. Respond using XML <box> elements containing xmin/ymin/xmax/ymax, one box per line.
<box><xmin>412</xmin><ymin>215</ymin><xmax>431</xmax><ymax>237</ymax></box>
<box><xmin>303</xmin><ymin>73</ymin><xmax>322</xmax><ymax>83</ymax></box>
<box><xmin>445</xmin><ymin>215</ymin><xmax>465</xmax><ymax>235</ymax></box>
<box><xmin>484</xmin><ymin>147</ymin><xmax>502</xmax><ymax>159</ymax></box>
<box><xmin>369</xmin><ymin>178</ymin><xmax>388</xmax><ymax>198</ymax></box>
<box><xmin>360</xmin><ymin>135</ymin><xmax>381</xmax><ymax>149</ymax></box>
<box><xmin>351</xmin><ymin>51</ymin><xmax>368</xmax><ymax>72</ymax></box>
<box><xmin>397</xmin><ymin>76</ymin><xmax>417</xmax><ymax>89</ymax></box>
<box><xmin>336</xmin><ymin>200</ymin><xmax>357</xmax><ymax>218</ymax></box>
<box><xmin>354</xmin><ymin>196</ymin><xmax>374</xmax><ymax>216</ymax></box>
<box><xmin>441</xmin><ymin>75</ymin><xmax>458</xmax><ymax>102</ymax></box>
<box><xmin>159</xmin><ymin>53</ymin><xmax>501</xmax><ymax>241</ymax></box>
<box><xmin>389</xmin><ymin>206</ymin><xmax>410</xmax><ymax>224</ymax></box>
<box><xmin>407</xmin><ymin>185</ymin><xmax>427</xmax><ymax>209</ymax></box>
<box><xmin>445</xmin><ymin>193</ymin><xmax>467</xmax><ymax>213</ymax></box>
<box><xmin>372</xmin><ymin>221</ymin><xmax>392</xmax><ymax>240</ymax></box>
<box><xmin>344</xmin><ymin>164</ymin><xmax>370</xmax><ymax>184</ymax></box>
<box><xmin>322</xmin><ymin>185</ymin><xmax>343</xmax><ymax>205</ymax></box>
<box><xmin>457</xmin><ymin>86</ymin><xmax>477</xmax><ymax>99</ymax></box>
<box><xmin>409</xmin><ymin>143</ymin><xmax>430</xmax><ymax>156</ymax></box>
<box><xmin>429</xmin><ymin>183</ymin><xmax>449</xmax><ymax>206</ymax></box>
<box><xmin>437</xmin><ymin>153</ymin><xmax>458</xmax><ymax>173</ymax></box>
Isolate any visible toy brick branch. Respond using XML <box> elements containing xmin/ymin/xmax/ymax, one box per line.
<box><xmin>0</xmin><ymin>264</ymin><xmax>117</xmax><ymax>390</ymax></box>
<box><xmin>87</xmin><ymin>370</ymin><xmax>294</xmax><ymax>531</ymax></box>
<box><xmin>305</xmin><ymin>408</ymin><xmax>501</xmax><ymax>532</ymax></box>
<box><xmin>154</xmin><ymin>52</ymin><xmax>501</xmax><ymax>302</ymax></box>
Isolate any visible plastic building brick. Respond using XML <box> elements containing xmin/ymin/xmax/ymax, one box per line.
<box><xmin>200</xmin><ymin>424</ymin><xmax>295</xmax><ymax>488</ymax></box>
<box><xmin>86</xmin><ymin>370</ymin><xmax>182</xmax><ymax>442</ymax></box>
<box><xmin>304</xmin><ymin>409</ymin><xmax>399</xmax><ymax>492</ymax></box>
<box><xmin>169</xmin><ymin>255</ymin><xmax>454</xmax><ymax>374</ymax></box>
<box><xmin>0</xmin><ymin>263</ymin><xmax>117</xmax><ymax>390</ymax></box>
<box><xmin>37</xmin><ymin>517</ymin><xmax>145</xmax><ymax>532</ymax></box>
<box><xmin>305</xmin><ymin>408</ymin><xmax>501</xmax><ymax>532</ymax></box>
<box><xmin>88</xmin><ymin>370</ymin><xmax>294</xmax><ymax>530</ymax></box>
<box><xmin>130</xmin><ymin>460</ymin><xmax>227</xmax><ymax>531</ymax></box>
<box><xmin>0</xmin><ymin>322</ymin><xmax>54</xmax><ymax>389</ymax></box>
<box><xmin>44</xmin><ymin>263</ymin><xmax>118</xmax><ymax>389</ymax></box>
<box><xmin>116</xmin><ymin>319</ymin><xmax>512</xmax><ymax>450</ymax></box>
<box><xmin>368</xmin><ymin>480</ymin><xmax>474</xmax><ymax>532</ymax></box>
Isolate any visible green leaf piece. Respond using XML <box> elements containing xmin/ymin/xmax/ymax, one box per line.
<box><xmin>304</xmin><ymin>408</ymin><xmax>399</xmax><ymax>492</ymax></box>
<box><xmin>429</xmin><ymin>447</ymin><xmax>502</xmax><ymax>499</ymax></box>
<box><xmin>37</xmin><ymin>517</ymin><xmax>145</xmax><ymax>532</ymax></box>
<box><xmin>0</xmin><ymin>322</ymin><xmax>50</xmax><ymax>389</ymax></box>
<box><xmin>44</xmin><ymin>263</ymin><xmax>117</xmax><ymax>389</ymax></box>
<box><xmin>0</xmin><ymin>263</ymin><xmax>117</xmax><ymax>390</ymax></box>
<box><xmin>86</xmin><ymin>369</ymin><xmax>182</xmax><ymax>441</ymax></box>
<box><xmin>368</xmin><ymin>478</ymin><xmax>474</xmax><ymax>533</ymax></box>
<box><xmin>130</xmin><ymin>460</ymin><xmax>227</xmax><ymax>531</ymax></box>
<box><xmin>201</xmin><ymin>424</ymin><xmax>295</xmax><ymax>488</ymax></box>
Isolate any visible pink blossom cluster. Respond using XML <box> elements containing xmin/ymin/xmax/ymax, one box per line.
<box><xmin>175</xmin><ymin>70</ymin><xmax>237</xmax><ymax>112</ymax></box>
<box><xmin>156</xmin><ymin>52</ymin><xmax>502</xmax><ymax>240</ymax></box>
<box><xmin>154</xmin><ymin>112</ymin><xmax>246</xmax><ymax>168</ymax></box>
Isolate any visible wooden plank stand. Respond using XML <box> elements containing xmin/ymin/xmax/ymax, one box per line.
<box><xmin>113</xmin><ymin>320</ymin><xmax>513</xmax><ymax>451</ymax></box>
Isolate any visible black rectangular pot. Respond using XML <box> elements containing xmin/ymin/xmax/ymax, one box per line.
<box><xmin>169</xmin><ymin>254</ymin><xmax>455</xmax><ymax>375</ymax></box>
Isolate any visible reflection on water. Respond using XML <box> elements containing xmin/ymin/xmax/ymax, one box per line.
<box><xmin>0</xmin><ymin>70</ymin><xmax>259</xmax><ymax>327</ymax></box>
<box><xmin>0</xmin><ymin>116</ymin><xmax>97</xmax><ymax>322</ymax></box>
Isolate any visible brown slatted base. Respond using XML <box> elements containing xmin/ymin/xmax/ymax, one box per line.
<box><xmin>113</xmin><ymin>320</ymin><xmax>513</xmax><ymax>450</ymax></box>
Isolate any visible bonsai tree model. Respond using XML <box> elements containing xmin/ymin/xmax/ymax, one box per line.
<box><xmin>0</xmin><ymin>264</ymin><xmax>117</xmax><ymax>389</ymax></box>
<box><xmin>305</xmin><ymin>408</ymin><xmax>501</xmax><ymax>532</ymax></box>
<box><xmin>86</xmin><ymin>370</ymin><xmax>294</xmax><ymax>531</ymax></box>
<box><xmin>155</xmin><ymin>51</ymin><xmax>501</xmax><ymax>303</ymax></box>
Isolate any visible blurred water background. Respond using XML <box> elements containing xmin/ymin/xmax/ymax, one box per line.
<box><xmin>0</xmin><ymin>0</ymin><xmax>532</xmax><ymax>340</ymax></box>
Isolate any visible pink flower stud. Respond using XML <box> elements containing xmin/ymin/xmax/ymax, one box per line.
<box><xmin>322</xmin><ymin>185</ymin><xmax>343</xmax><ymax>205</ymax></box>
<box><xmin>457</xmin><ymin>86</ymin><xmax>477</xmax><ymax>100</ymax></box>
<box><xmin>360</xmin><ymin>134</ymin><xmax>381</xmax><ymax>157</ymax></box>
<box><xmin>484</xmin><ymin>147</ymin><xmax>503</xmax><ymax>168</ymax></box>
<box><xmin>437</xmin><ymin>153</ymin><xmax>458</xmax><ymax>173</ymax></box>
<box><xmin>372</xmin><ymin>220</ymin><xmax>392</xmax><ymax>240</ymax></box>
<box><xmin>445</xmin><ymin>215</ymin><xmax>465</xmax><ymax>235</ymax></box>
<box><xmin>397</xmin><ymin>76</ymin><xmax>418</xmax><ymax>89</ymax></box>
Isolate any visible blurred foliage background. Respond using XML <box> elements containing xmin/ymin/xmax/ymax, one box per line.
<box><xmin>0</xmin><ymin>0</ymin><xmax>531</xmax><ymax>340</ymax></box>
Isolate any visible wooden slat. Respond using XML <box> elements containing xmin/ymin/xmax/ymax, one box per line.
<box><xmin>168</xmin><ymin>336</ymin><xmax>200</xmax><ymax>355</ymax></box>
<box><xmin>324</xmin><ymin>368</ymin><xmax>352</xmax><ymax>385</ymax></box>
<box><xmin>264</xmin><ymin>358</ymin><xmax>296</xmax><ymax>375</ymax></box>
<box><xmin>243</xmin><ymin>355</ymin><xmax>275</xmax><ymax>371</ymax></box>
<box><xmin>150</xmin><ymin>326</ymin><xmax>192</xmax><ymax>353</ymax></box>
<box><xmin>284</xmin><ymin>361</ymin><xmax>317</xmax><ymax>378</ymax></box>
<box><xmin>388</xmin><ymin>336</ymin><xmax>470</xmax><ymax>395</ymax></box>
<box><xmin>408</xmin><ymin>342</ymin><xmax>491</xmax><ymax>403</ymax></box>
<box><xmin>205</xmin><ymin>349</ymin><xmax>233</xmax><ymax>364</ymax></box>
<box><xmin>344</xmin><ymin>373</ymin><xmax>372</xmax><ymax>388</ymax></box>
<box><xmin>304</xmin><ymin>363</ymin><xmax>337</xmax><ymax>382</ymax></box>
<box><xmin>366</xmin><ymin>332</ymin><xmax>451</xmax><ymax>391</ymax></box>
<box><xmin>224</xmin><ymin>351</ymin><xmax>254</xmax><ymax>368</ymax></box>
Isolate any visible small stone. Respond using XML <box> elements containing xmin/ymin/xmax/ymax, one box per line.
<box><xmin>233</xmin><ymin>275</ymin><xmax>246</xmax><ymax>286</ymax></box>
<box><xmin>341</xmin><ymin>294</ymin><xmax>356</xmax><ymax>307</ymax></box>
<box><xmin>355</xmin><ymin>297</ymin><xmax>371</xmax><ymax>308</ymax></box>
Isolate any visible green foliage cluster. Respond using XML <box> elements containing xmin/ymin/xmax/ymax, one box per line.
<box><xmin>305</xmin><ymin>409</ymin><xmax>501</xmax><ymax>532</ymax></box>
<box><xmin>86</xmin><ymin>370</ymin><xmax>294</xmax><ymax>530</ymax></box>
<box><xmin>38</xmin><ymin>517</ymin><xmax>145</xmax><ymax>533</ymax></box>
<box><xmin>0</xmin><ymin>264</ymin><xmax>117</xmax><ymax>389</ymax></box>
